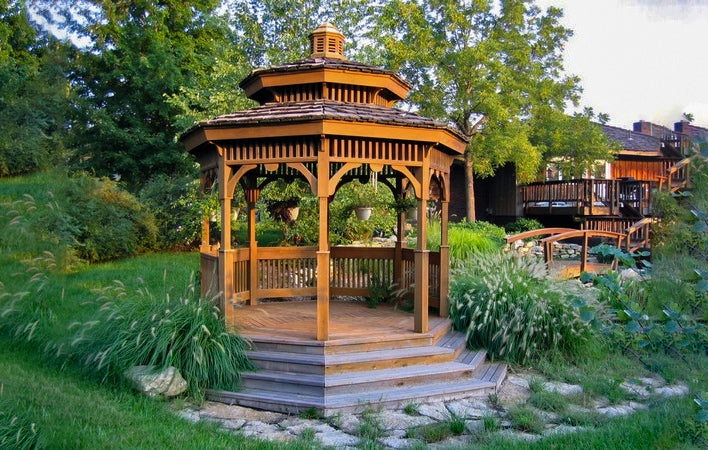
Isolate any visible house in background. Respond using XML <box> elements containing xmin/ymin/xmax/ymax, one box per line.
<box><xmin>452</xmin><ymin>119</ymin><xmax>693</xmax><ymax>236</ymax></box>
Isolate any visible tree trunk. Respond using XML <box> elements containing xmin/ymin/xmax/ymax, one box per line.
<box><xmin>464</xmin><ymin>153</ymin><xmax>476</xmax><ymax>222</ymax></box>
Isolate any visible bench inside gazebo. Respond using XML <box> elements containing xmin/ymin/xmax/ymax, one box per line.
<box><xmin>181</xmin><ymin>24</ymin><xmax>506</xmax><ymax>413</ymax></box>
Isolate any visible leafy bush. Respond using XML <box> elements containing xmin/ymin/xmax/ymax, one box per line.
<box><xmin>56</xmin><ymin>174</ymin><xmax>157</xmax><ymax>262</ymax></box>
<box><xmin>1</xmin><ymin>173</ymin><xmax>157</xmax><ymax>266</ymax></box>
<box><xmin>139</xmin><ymin>174</ymin><xmax>208</xmax><ymax>250</ymax></box>
<box><xmin>450</xmin><ymin>252</ymin><xmax>593</xmax><ymax>363</ymax></box>
<box><xmin>68</xmin><ymin>276</ymin><xmax>254</xmax><ymax>398</ymax></box>
<box><xmin>504</xmin><ymin>218</ymin><xmax>543</xmax><ymax>234</ymax></box>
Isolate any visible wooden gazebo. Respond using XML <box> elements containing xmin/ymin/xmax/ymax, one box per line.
<box><xmin>182</xmin><ymin>23</ymin><xmax>467</xmax><ymax>341</ymax></box>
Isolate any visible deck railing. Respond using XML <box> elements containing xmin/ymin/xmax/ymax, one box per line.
<box><xmin>658</xmin><ymin>158</ymin><xmax>690</xmax><ymax>192</ymax></box>
<box><xmin>522</xmin><ymin>179</ymin><xmax>620</xmax><ymax>215</ymax></box>
<box><xmin>330</xmin><ymin>246</ymin><xmax>395</xmax><ymax>296</ymax></box>
<box><xmin>618</xmin><ymin>179</ymin><xmax>654</xmax><ymax>215</ymax></box>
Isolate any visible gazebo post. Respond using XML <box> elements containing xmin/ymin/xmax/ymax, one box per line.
<box><xmin>393</xmin><ymin>178</ymin><xmax>404</xmax><ymax>288</ymax></box>
<box><xmin>414</xmin><ymin>167</ymin><xmax>430</xmax><ymax>333</ymax></box>
<box><xmin>246</xmin><ymin>188</ymin><xmax>260</xmax><ymax>306</ymax></box>
<box><xmin>218</xmin><ymin>161</ymin><xmax>235</xmax><ymax>324</ymax></box>
<box><xmin>316</xmin><ymin>137</ymin><xmax>330</xmax><ymax>341</ymax></box>
<box><xmin>439</xmin><ymin>198</ymin><xmax>450</xmax><ymax>317</ymax></box>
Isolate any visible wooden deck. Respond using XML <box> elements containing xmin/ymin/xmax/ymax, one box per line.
<box><xmin>232</xmin><ymin>300</ymin><xmax>448</xmax><ymax>344</ymax></box>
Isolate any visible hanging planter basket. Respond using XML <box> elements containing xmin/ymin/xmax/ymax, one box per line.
<box><xmin>355</xmin><ymin>206</ymin><xmax>373</xmax><ymax>221</ymax></box>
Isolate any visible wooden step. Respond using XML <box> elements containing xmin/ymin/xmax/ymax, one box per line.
<box><xmin>241</xmin><ymin>359</ymin><xmax>486</xmax><ymax>396</ymax></box>
<box><xmin>475</xmin><ymin>362</ymin><xmax>508</xmax><ymax>391</ymax></box>
<box><xmin>212</xmin><ymin>377</ymin><xmax>498</xmax><ymax>414</ymax></box>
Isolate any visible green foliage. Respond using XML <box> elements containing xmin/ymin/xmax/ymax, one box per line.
<box><xmin>55</xmin><ymin>174</ymin><xmax>157</xmax><ymax>262</ymax></box>
<box><xmin>450</xmin><ymin>252</ymin><xmax>593</xmax><ymax>363</ymax></box>
<box><xmin>41</xmin><ymin>0</ymin><xmax>231</xmax><ymax>189</ymax></box>
<box><xmin>504</xmin><ymin>218</ymin><xmax>543</xmax><ymax>235</ymax></box>
<box><xmin>1</xmin><ymin>172</ymin><xmax>157</xmax><ymax>268</ymax></box>
<box><xmin>0</xmin><ymin>1</ymin><xmax>70</xmax><ymax>177</ymax></box>
<box><xmin>68</xmin><ymin>276</ymin><xmax>254</xmax><ymax>398</ymax></box>
<box><xmin>366</xmin><ymin>275</ymin><xmax>396</xmax><ymax>309</ymax></box>
<box><xmin>403</xmin><ymin>402</ymin><xmax>420</xmax><ymax>416</ymax></box>
<box><xmin>424</xmin><ymin>220</ymin><xmax>505</xmax><ymax>262</ymax></box>
<box><xmin>482</xmin><ymin>415</ymin><xmax>500</xmax><ymax>432</ymax></box>
<box><xmin>506</xmin><ymin>405</ymin><xmax>545</xmax><ymax>434</ymax></box>
<box><xmin>0</xmin><ymin>406</ymin><xmax>39</xmax><ymax>450</ymax></box>
<box><xmin>357</xmin><ymin>406</ymin><xmax>384</xmax><ymax>447</ymax></box>
<box><xmin>138</xmin><ymin>175</ymin><xmax>206</xmax><ymax>250</ymax></box>
<box><xmin>529</xmin><ymin>389</ymin><xmax>568</xmax><ymax>413</ymax></box>
<box><xmin>368</xmin><ymin>0</ymin><xmax>615</xmax><ymax>220</ymax></box>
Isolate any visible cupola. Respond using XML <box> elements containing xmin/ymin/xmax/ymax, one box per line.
<box><xmin>309</xmin><ymin>22</ymin><xmax>345</xmax><ymax>60</ymax></box>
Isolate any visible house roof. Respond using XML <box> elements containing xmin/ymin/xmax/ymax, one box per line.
<box><xmin>192</xmin><ymin>100</ymin><xmax>468</xmax><ymax>142</ymax></box>
<box><xmin>601</xmin><ymin>124</ymin><xmax>661</xmax><ymax>153</ymax></box>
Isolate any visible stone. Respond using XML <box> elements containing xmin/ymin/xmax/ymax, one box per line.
<box><xmin>380</xmin><ymin>436</ymin><xmax>418</xmax><ymax>449</ymax></box>
<box><xmin>544</xmin><ymin>381</ymin><xmax>583</xmax><ymax>396</ymax></box>
<box><xmin>545</xmin><ymin>424</ymin><xmax>585</xmax><ymax>436</ymax></box>
<box><xmin>177</xmin><ymin>408</ymin><xmax>201</xmax><ymax>423</ymax></box>
<box><xmin>336</xmin><ymin>414</ymin><xmax>361</xmax><ymax>435</ymax></box>
<box><xmin>655</xmin><ymin>384</ymin><xmax>689</xmax><ymax>397</ymax></box>
<box><xmin>238</xmin><ymin>420</ymin><xmax>293</xmax><ymax>442</ymax></box>
<box><xmin>124</xmin><ymin>365</ymin><xmax>187</xmax><ymax>397</ymax></box>
<box><xmin>465</xmin><ymin>419</ymin><xmax>484</xmax><ymax>432</ymax></box>
<box><xmin>199</xmin><ymin>403</ymin><xmax>285</xmax><ymax>424</ymax></box>
<box><xmin>378</xmin><ymin>410</ymin><xmax>434</xmax><ymax>430</ymax></box>
<box><xmin>620</xmin><ymin>381</ymin><xmax>651</xmax><ymax>399</ymax></box>
<box><xmin>597</xmin><ymin>403</ymin><xmax>636</xmax><ymax>417</ymax></box>
<box><xmin>314</xmin><ymin>427</ymin><xmax>358</xmax><ymax>448</ymax></box>
<box><xmin>619</xmin><ymin>269</ymin><xmax>642</xmax><ymax>283</ymax></box>
<box><xmin>417</xmin><ymin>402</ymin><xmax>450</xmax><ymax>421</ymax></box>
<box><xmin>446</xmin><ymin>398</ymin><xmax>494</xmax><ymax>419</ymax></box>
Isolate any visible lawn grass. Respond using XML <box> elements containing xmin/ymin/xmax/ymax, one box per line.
<box><xmin>0</xmin><ymin>341</ymin><xmax>312</xmax><ymax>449</ymax></box>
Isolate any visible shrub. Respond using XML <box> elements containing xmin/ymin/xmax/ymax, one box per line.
<box><xmin>504</xmin><ymin>218</ymin><xmax>543</xmax><ymax>234</ymax></box>
<box><xmin>67</xmin><ymin>276</ymin><xmax>254</xmax><ymax>398</ymax></box>
<box><xmin>139</xmin><ymin>174</ymin><xmax>206</xmax><ymax>250</ymax></box>
<box><xmin>450</xmin><ymin>252</ymin><xmax>593</xmax><ymax>363</ymax></box>
<box><xmin>55</xmin><ymin>174</ymin><xmax>157</xmax><ymax>262</ymax></box>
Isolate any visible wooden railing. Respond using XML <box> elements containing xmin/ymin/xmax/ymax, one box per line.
<box><xmin>257</xmin><ymin>247</ymin><xmax>317</xmax><ymax>298</ymax></box>
<box><xmin>330</xmin><ymin>246</ymin><xmax>395</xmax><ymax>296</ymax></box>
<box><xmin>522</xmin><ymin>179</ymin><xmax>620</xmax><ymax>215</ymax></box>
<box><xmin>618</xmin><ymin>179</ymin><xmax>654</xmax><ymax>215</ymax></box>
<box><xmin>658</xmin><ymin>158</ymin><xmax>690</xmax><ymax>192</ymax></box>
<box><xmin>202</xmin><ymin>245</ymin><xmax>441</xmax><ymax>304</ymax></box>
<box><xmin>540</xmin><ymin>230</ymin><xmax>625</xmax><ymax>277</ymax></box>
<box><xmin>505</xmin><ymin>228</ymin><xmax>577</xmax><ymax>245</ymax></box>
<box><xmin>583</xmin><ymin>217</ymin><xmax>635</xmax><ymax>234</ymax></box>
<box><xmin>624</xmin><ymin>218</ymin><xmax>653</xmax><ymax>252</ymax></box>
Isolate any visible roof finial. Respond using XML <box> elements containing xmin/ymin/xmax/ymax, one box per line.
<box><xmin>309</xmin><ymin>23</ymin><xmax>345</xmax><ymax>60</ymax></box>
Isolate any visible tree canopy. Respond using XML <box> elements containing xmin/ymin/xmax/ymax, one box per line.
<box><xmin>8</xmin><ymin>0</ymin><xmax>616</xmax><ymax>211</ymax></box>
<box><xmin>0</xmin><ymin>0</ymin><xmax>70</xmax><ymax>176</ymax></box>
<box><xmin>366</xmin><ymin>0</ymin><xmax>616</xmax><ymax>219</ymax></box>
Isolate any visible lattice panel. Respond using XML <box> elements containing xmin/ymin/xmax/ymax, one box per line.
<box><xmin>225</xmin><ymin>137</ymin><xmax>319</xmax><ymax>162</ymax></box>
<box><xmin>330</xmin><ymin>137</ymin><xmax>424</xmax><ymax>163</ymax></box>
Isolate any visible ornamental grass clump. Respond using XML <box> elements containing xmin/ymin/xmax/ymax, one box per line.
<box><xmin>0</xmin><ymin>408</ymin><xmax>39</xmax><ymax>450</ymax></box>
<box><xmin>68</xmin><ymin>275</ymin><xmax>254</xmax><ymax>398</ymax></box>
<box><xmin>450</xmin><ymin>252</ymin><xmax>592</xmax><ymax>363</ymax></box>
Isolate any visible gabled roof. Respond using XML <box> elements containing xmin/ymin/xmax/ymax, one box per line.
<box><xmin>601</xmin><ymin>124</ymin><xmax>661</xmax><ymax>154</ymax></box>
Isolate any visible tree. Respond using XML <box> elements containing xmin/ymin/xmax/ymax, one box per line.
<box><xmin>0</xmin><ymin>0</ymin><xmax>71</xmax><ymax>176</ymax></box>
<box><xmin>368</xmin><ymin>0</ymin><xmax>614</xmax><ymax>220</ymax></box>
<box><xmin>39</xmin><ymin>0</ymin><xmax>233</xmax><ymax>189</ymax></box>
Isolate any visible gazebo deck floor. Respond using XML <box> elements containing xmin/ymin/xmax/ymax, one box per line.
<box><xmin>231</xmin><ymin>300</ymin><xmax>449</xmax><ymax>344</ymax></box>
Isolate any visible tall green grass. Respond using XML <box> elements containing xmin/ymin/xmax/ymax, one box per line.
<box><xmin>450</xmin><ymin>252</ymin><xmax>593</xmax><ymax>363</ymax></box>
<box><xmin>423</xmin><ymin>220</ymin><xmax>505</xmax><ymax>262</ymax></box>
<box><xmin>67</xmin><ymin>276</ymin><xmax>254</xmax><ymax>398</ymax></box>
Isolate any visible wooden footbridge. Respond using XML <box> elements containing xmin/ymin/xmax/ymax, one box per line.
<box><xmin>506</xmin><ymin>225</ymin><xmax>651</xmax><ymax>278</ymax></box>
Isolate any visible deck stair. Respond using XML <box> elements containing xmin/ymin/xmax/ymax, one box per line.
<box><xmin>208</xmin><ymin>320</ymin><xmax>506</xmax><ymax>414</ymax></box>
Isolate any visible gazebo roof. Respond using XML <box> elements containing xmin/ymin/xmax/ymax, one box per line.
<box><xmin>240</xmin><ymin>57</ymin><xmax>411</xmax><ymax>91</ymax></box>
<box><xmin>192</xmin><ymin>100</ymin><xmax>468</xmax><ymax>143</ymax></box>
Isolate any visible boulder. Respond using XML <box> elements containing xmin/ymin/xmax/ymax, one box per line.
<box><xmin>124</xmin><ymin>365</ymin><xmax>188</xmax><ymax>397</ymax></box>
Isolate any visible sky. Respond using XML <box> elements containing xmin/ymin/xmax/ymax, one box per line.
<box><xmin>535</xmin><ymin>0</ymin><xmax>708</xmax><ymax>130</ymax></box>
